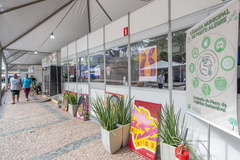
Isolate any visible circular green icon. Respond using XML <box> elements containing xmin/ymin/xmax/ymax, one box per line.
<box><xmin>214</xmin><ymin>38</ymin><xmax>226</xmax><ymax>52</ymax></box>
<box><xmin>214</xmin><ymin>76</ymin><xmax>227</xmax><ymax>91</ymax></box>
<box><xmin>189</xmin><ymin>63</ymin><xmax>195</xmax><ymax>73</ymax></box>
<box><xmin>202</xmin><ymin>83</ymin><xmax>211</xmax><ymax>96</ymax></box>
<box><xmin>202</xmin><ymin>36</ymin><xmax>211</xmax><ymax>49</ymax></box>
<box><xmin>188</xmin><ymin>104</ymin><xmax>191</xmax><ymax>109</ymax></box>
<box><xmin>192</xmin><ymin>77</ymin><xmax>199</xmax><ymax>88</ymax></box>
<box><xmin>221</xmin><ymin>56</ymin><xmax>235</xmax><ymax>71</ymax></box>
<box><xmin>192</xmin><ymin>48</ymin><xmax>199</xmax><ymax>58</ymax></box>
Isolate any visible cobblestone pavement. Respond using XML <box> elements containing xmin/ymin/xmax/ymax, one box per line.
<box><xmin>0</xmin><ymin>91</ymin><xmax>146</xmax><ymax>160</ymax></box>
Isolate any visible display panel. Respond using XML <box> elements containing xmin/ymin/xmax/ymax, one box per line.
<box><xmin>131</xmin><ymin>35</ymin><xmax>168</xmax><ymax>89</ymax></box>
<box><xmin>62</xmin><ymin>61</ymin><xmax>68</xmax><ymax>83</ymax></box>
<box><xmin>78</xmin><ymin>56</ymin><xmax>88</xmax><ymax>83</ymax></box>
<box><xmin>172</xmin><ymin>28</ymin><xmax>189</xmax><ymax>90</ymax></box>
<box><xmin>90</xmin><ymin>52</ymin><xmax>104</xmax><ymax>83</ymax></box>
<box><xmin>69</xmin><ymin>59</ymin><xmax>77</xmax><ymax>82</ymax></box>
<box><xmin>106</xmin><ymin>45</ymin><xmax>128</xmax><ymax>85</ymax></box>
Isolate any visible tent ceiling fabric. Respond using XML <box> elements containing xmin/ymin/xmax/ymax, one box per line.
<box><xmin>0</xmin><ymin>0</ymin><xmax>153</xmax><ymax>70</ymax></box>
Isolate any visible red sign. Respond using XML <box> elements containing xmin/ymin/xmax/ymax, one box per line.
<box><xmin>128</xmin><ymin>100</ymin><xmax>161</xmax><ymax>160</ymax></box>
<box><xmin>124</xmin><ymin>27</ymin><xmax>128</xmax><ymax>36</ymax></box>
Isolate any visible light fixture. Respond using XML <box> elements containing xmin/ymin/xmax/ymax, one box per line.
<box><xmin>50</xmin><ymin>33</ymin><xmax>55</xmax><ymax>39</ymax></box>
<box><xmin>34</xmin><ymin>50</ymin><xmax>38</xmax><ymax>54</ymax></box>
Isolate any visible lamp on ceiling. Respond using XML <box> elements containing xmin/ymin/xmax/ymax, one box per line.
<box><xmin>50</xmin><ymin>33</ymin><xmax>55</xmax><ymax>39</ymax></box>
<box><xmin>34</xmin><ymin>50</ymin><xmax>38</xmax><ymax>54</ymax></box>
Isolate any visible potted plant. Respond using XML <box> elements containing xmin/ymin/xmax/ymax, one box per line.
<box><xmin>89</xmin><ymin>94</ymin><xmax>122</xmax><ymax>154</ymax></box>
<box><xmin>68</xmin><ymin>93</ymin><xmax>78</xmax><ymax>117</ymax></box>
<box><xmin>156</xmin><ymin>104</ymin><xmax>207</xmax><ymax>160</ymax></box>
<box><xmin>116</xmin><ymin>96</ymin><xmax>133</xmax><ymax>147</ymax></box>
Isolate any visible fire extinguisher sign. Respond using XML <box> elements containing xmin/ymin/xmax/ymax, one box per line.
<box><xmin>124</xmin><ymin>27</ymin><xmax>128</xmax><ymax>36</ymax></box>
<box><xmin>186</xmin><ymin>0</ymin><xmax>240</xmax><ymax>137</ymax></box>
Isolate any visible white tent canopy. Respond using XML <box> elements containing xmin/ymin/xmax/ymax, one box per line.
<box><xmin>0</xmin><ymin>0</ymin><xmax>153</xmax><ymax>71</ymax></box>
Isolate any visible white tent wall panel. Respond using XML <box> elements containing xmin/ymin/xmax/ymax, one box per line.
<box><xmin>130</xmin><ymin>0</ymin><xmax>168</xmax><ymax>35</ymax></box>
<box><xmin>131</xmin><ymin>87</ymin><xmax>169</xmax><ymax>105</ymax></box>
<box><xmin>90</xmin><ymin>88</ymin><xmax>105</xmax><ymax>100</ymax></box>
<box><xmin>33</xmin><ymin>65</ymin><xmax>42</xmax><ymax>83</ymax></box>
<box><xmin>88</xmin><ymin>28</ymin><xmax>103</xmax><ymax>49</ymax></box>
<box><xmin>77</xmin><ymin>36</ymin><xmax>88</xmax><ymax>53</ymax></box>
<box><xmin>61</xmin><ymin>46</ymin><xmax>68</xmax><ymax>59</ymax></box>
<box><xmin>171</xmin><ymin>0</ymin><xmax>222</xmax><ymax>20</ymax></box>
<box><xmin>78</xmin><ymin>83</ymin><xmax>88</xmax><ymax>95</ymax></box>
<box><xmin>105</xmin><ymin>16</ymin><xmax>128</xmax><ymax>43</ymax></box>
<box><xmin>68</xmin><ymin>41</ymin><xmax>77</xmax><ymax>56</ymax></box>
<box><xmin>62</xmin><ymin>83</ymin><xmax>68</xmax><ymax>91</ymax></box>
<box><xmin>106</xmin><ymin>86</ymin><xmax>129</xmax><ymax>99</ymax></box>
<box><xmin>210</xmin><ymin>125</ymin><xmax>240</xmax><ymax>160</ymax></box>
<box><xmin>69</xmin><ymin>83</ymin><xmax>77</xmax><ymax>92</ymax></box>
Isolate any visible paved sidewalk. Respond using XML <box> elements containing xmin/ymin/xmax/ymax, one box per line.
<box><xmin>0</xmin><ymin>91</ymin><xmax>146</xmax><ymax>160</ymax></box>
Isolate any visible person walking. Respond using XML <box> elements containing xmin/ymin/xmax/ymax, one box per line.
<box><xmin>22</xmin><ymin>73</ymin><xmax>33</xmax><ymax>101</ymax></box>
<box><xmin>158</xmin><ymin>70</ymin><xmax>165</xmax><ymax>89</ymax></box>
<box><xmin>8</xmin><ymin>74</ymin><xmax>22</xmax><ymax>104</ymax></box>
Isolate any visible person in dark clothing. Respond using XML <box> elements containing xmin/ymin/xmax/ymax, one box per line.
<box><xmin>30</xmin><ymin>75</ymin><xmax>36</xmax><ymax>81</ymax></box>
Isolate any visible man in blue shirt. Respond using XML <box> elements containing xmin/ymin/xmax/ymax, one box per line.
<box><xmin>21</xmin><ymin>73</ymin><xmax>33</xmax><ymax>101</ymax></box>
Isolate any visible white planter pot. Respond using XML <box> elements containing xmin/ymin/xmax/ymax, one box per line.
<box><xmin>101</xmin><ymin>126</ymin><xmax>122</xmax><ymax>154</ymax></box>
<box><xmin>160</xmin><ymin>140</ymin><xmax>176</xmax><ymax>160</ymax></box>
<box><xmin>117</xmin><ymin>123</ymin><xmax>131</xmax><ymax>147</ymax></box>
<box><xmin>68</xmin><ymin>104</ymin><xmax>78</xmax><ymax>117</ymax></box>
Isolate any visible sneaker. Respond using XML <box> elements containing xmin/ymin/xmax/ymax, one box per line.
<box><xmin>26</xmin><ymin>98</ymin><xmax>29</xmax><ymax>101</ymax></box>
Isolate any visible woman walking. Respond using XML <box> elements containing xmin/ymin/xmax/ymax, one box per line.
<box><xmin>21</xmin><ymin>73</ymin><xmax>33</xmax><ymax>101</ymax></box>
<box><xmin>8</xmin><ymin>74</ymin><xmax>22</xmax><ymax>104</ymax></box>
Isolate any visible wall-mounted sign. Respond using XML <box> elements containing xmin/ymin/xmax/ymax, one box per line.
<box><xmin>124</xmin><ymin>27</ymin><xmax>128</xmax><ymax>36</ymax></box>
<box><xmin>186</xmin><ymin>0</ymin><xmax>239</xmax><ymax>136</ymax></box>
<box><xmin>42</xmin><ymin>52</ymin><xmax>58</xmax><ymax>67</ymax></box>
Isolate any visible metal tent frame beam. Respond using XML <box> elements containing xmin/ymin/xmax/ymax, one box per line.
<box><xmin>7</xmin><ymin>52</ymin><xmax>27</xmax><ymax>64</ymax></box>
<box><xmin>0</xmin><ymin>0</ymin><xmax>45</xmax><ymax>15</ymax></box>
<box><xmin>96</xmin><ymin>0</ymin><xmax>112</xmax><ymax>21</ymax></box>
<box><xmin>3</xmin><ymin>0</ymin><xmax>75</xmax><ymax>49</ymax></box>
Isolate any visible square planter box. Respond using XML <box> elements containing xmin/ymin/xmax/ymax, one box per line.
<box><xmin>68</xmin><ymin>104</ymin><xmax>78</xmax><ymax>117</ymax></box>
<box><xmin>101</xmin><ymin>126</ymin><xmax>122</xmax><ymax>154</ymax></box>
<box><xmin>116</xmin><ymin>123</ymin><xmax>131</xmax><ymax>147</ymax></box>
<box><xmin>160</xmin><ymin>140</ymin><xmax>176</xmax><ymax>160</ymax></box>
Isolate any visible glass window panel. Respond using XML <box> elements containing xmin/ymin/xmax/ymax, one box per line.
<box><xmin>106</xmin><ymin>45</ymin><xmax>128</xmax><ymax>86</ymax></box>
<box><xmin>131</xmin><ymin>35</ymin><xmax>168</xmax><ymax>89</ymax></box>
<box><xmin>61</xmin><ymin>61</ymin><xmax>68</xmax><ymax>83</ymax></box>
<box><xmin>69</xmin><ymin>59</ymin><xmax>77</xmax><ymax>82</ymax></box>
<box><xmin>172</xmin><ymin>29</ymin><xmax>188</xmax><ymax>90</ymax></box>
<box><xmin>90</xmin><ymin>52</ymin><xmax>104</xmax><ymax>83</ymax></box>
<box><xmin>78</xmin><ymin>56</ymin><xmax>88</xmax><ymax>83</ymax></box>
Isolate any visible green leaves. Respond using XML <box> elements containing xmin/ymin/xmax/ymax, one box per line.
<box><xmin>116</xmin><ymin>96</ymin><xmax>134</xmax><ymax>125</ymax></box>
<box><xmin>89</xmin><ymin>94</ymin><xmax>134</xmax><ymax>131</ymax></box>
<box><xmin>68</xmin><ymin>93</ymin><xmax>77</xmax><ymax>105</ymax></box>
<box><xmin>156</xmin><ymin>104</ymin><xmax>207</xmax><ymax>160</ymax></box>
<box><xmin>89</xmin><ymin>95</ymin><xmax>117</xmax><ymax>131</ymax></box>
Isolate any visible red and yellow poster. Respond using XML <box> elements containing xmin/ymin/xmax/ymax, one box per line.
<box><xmin>62</xmin><ymin>90</ymin><xmax>69</xmax><ymax>111</ymax></box>
<box><xmin>139</xmin><ymin>46</ymin><xmax>157</xmax><ymax>82</ymax></box>
<box><xmin>128</xmin><ymin>100</ymin><xmax>161</xmax><ymax>160</ymax></box>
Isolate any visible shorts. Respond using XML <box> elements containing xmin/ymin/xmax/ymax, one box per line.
<box><xmin>11</xmin><ymin>90</ymin><xmax>20</xmax><ymax>95</ymax></box>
